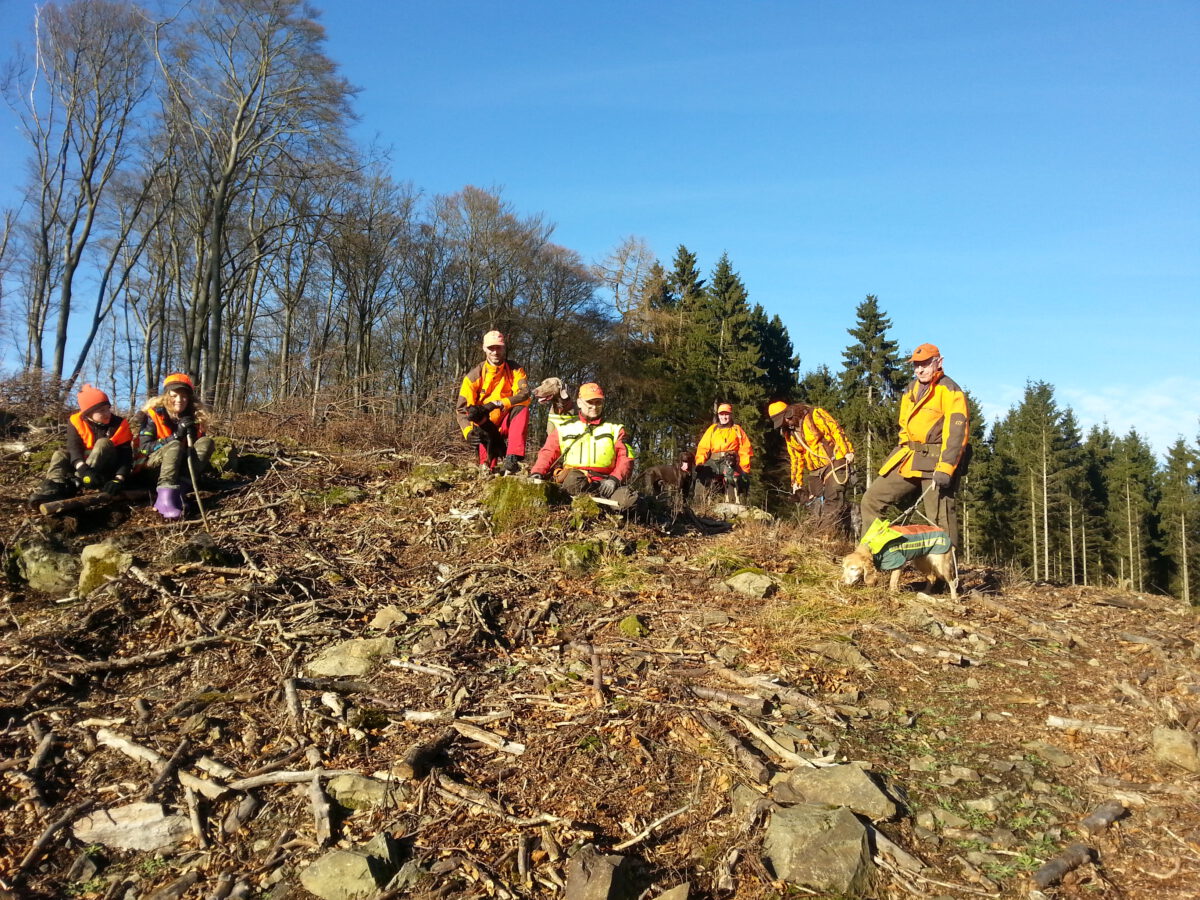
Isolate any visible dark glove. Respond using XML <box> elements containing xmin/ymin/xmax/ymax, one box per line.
<box><xmin>529</xmin><ymin>473</ymin><xmax>545</xmax><ymax>483</ymax></box>
<box><xmin>76</xmin><ymin>463</ymin><xmax>96</xmax><ymax>486</ymax></box>
<box><xmin>932</xmin><ymin>470</ymin><xmax>952</xmax><ymax>489</ymax></box>
<box><xmin>175</xmin><ymin>416</ymin><xmax>197</xmax><ymax>441</ymax></box>
<box><xmin>466</xmin><ymin>404</ymin><xmax>487</xmax><ymax>424</ymax></box>
<box><xmin>597</xmin><ymin>476</ymin><xmax>620</xmax><ymax>498</ymax></box>
<box><xmin>484</xmin><ymin>401</ymin><xmax>503</xmax><ymax>413</ymax></box>
<box><xmin>101</xmin><ymin>479</ymin><xmax>123</xmax><ymax>496</ymax></box>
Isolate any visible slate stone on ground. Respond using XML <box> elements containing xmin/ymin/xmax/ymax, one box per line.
<box><xmin>724</xmin><ymin>571</ymin><xmax>776</xmax><ymax>598</ymax></box>
<box><xmin>762</xmin><ymin>803</ymin><xmax>874</xmax><ymax>896</ymax></box>
<box><xmin>299</xmin><ymin>834</ymin><xmax>400</xmax><ymax>900</ymax></box>
<box><xmin>326</xmin><ymin>774</ymin><xmax>400</xmax><ymax>810</ymax></box>
<box><xmin>1023</xmin><ymin>740</ymin><xmax>1076</xmax><ymax>768</ymax></box>
<box><xmin>1151</xmin><ymin>726</ymin><xmax>1200</xmax><ymax>773</ymax></box>
<box><xmin>564</xmin><ymin>843</ymin><xmax>634</xmax><ymax>900</ymax></box>
<box><xmin>773</xmin><ymin>764</ymin><xmax>898</xmax><ymax>822</ymax></box>
<box><xmin>72</xmin><ymin>802</ymin><xmax>190</xmax><ymax>851</ymax></box>
<box><xmin>304</xmin><ymin>637</ymin><xmax>396</xmax><ymax>677</ymax></box>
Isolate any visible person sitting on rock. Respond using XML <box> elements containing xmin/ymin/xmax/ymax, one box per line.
<box><xmin>131</xmin><ymin>373</ymin><xmax>215</xmax><ymax>520</ymax></box>
<box><xmin>529</xmin><ymin>383</ymin><xmax>639</xmax><ymax>511</ymax></box>
<box><xmin>694</xmin><ymin>402</ymin><xmax>753</xmax><ymax>503</ymax></box>
<box><xmin>455</xmin><ymin>330</ymin><xmax>531</xmax><ymax>476</ymax></box>
<box><xmin>29</xmin><ymin>384</ymin><xmax>134</xmax><ymax>506</ymax></box>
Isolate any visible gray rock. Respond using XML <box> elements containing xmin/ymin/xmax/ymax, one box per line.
<box><xmin>369</xmin><ymin>606</ymin><xmax>410</xmax><ymax>631</ymax></box>
<box><xmin>763</xmin><ymin>804</ymin><xmax>874</xmax><ymax>896</ymax></box>
<box><xmin>915</xmin><ymin>810</ymin><xmax>938</xmax><ymax>831</ymax></box>
<box><xmin>326</xmin><ymin>774</ymin><xmax>400</xmax><ymax>810</ymax></box>
<box><xmin>16</xmin><ymin>538</ymin><xmax>80</xmax><ymax>594</ymax></box>
<box><xmin>72</xmin><ymin>802</ymin><xmax>190</xmax><ymax>851</ymax></box>
<box><xmin>304</xmin><ymin>637</ymin><xmax>396</xmax><ymax>677</ymax></box>
<box><xmin>724</xmin><ymin>571</ymin><xmax>777</xmax><ymax>598</ymax></box>
<box><xmin>1151</xmin><ymin>726</ymin><xmax>1200</xmax><ymax>773</ymax></box>
<box><xmin>932</xmin><ymin>808</ymin><xmax>970</xmax><ymax>829</ymax></box>
<box><xmin>565</xmin><ymin>844</ymin><xmax>634</xmax><ymax>900</ymax></box>
<box><xmin>774</xmin><ymin>764</ymin><xmax>897</xmax><ymax>822</ymax></box>
<box><xmin>78</xmin><ymin>541</ymin><xmax>133</xmax><ymax>597</ymax></box>
<box><xmin>1023</xmin><ymin>740</ymin><xmax>1076</xmax><ymax>768</ymax></box>
<box><xmin>810</xmin><ymin>641</ymin><xmax>873</xmax><ymax>669</ymax></box>
<box><xmin>552</xmin><ymin>540</ymin><xmax>604</xmax><ymax>576</ymax></box>
<box><xmin>161</xmin><ymin>532</ymin><xmax>241</xmax><ymax>567</ymax></box>
<box><xmin>299</xmin><ymin>850</ymin><xmax>387</xmax><ymax>900</ymax></box>
<box><xmin>731</xmin><ymin>784</ymin><xmax>770</xmax><ymax>819</ymax></box>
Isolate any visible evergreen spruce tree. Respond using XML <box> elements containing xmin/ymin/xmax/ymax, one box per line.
<box><xmin>1156</xmin><ymin>437</ymin><xmax>1199</xmax><ymax>601</ymax></box>
<box><xmin>839</xmin><ymin>295</ymin><xmax>906</xmax><ymax>485</ymax></box>
<box><xmin>1104</xmin><ymin>429</ymin><xmax>1160</xmax><ymax>591</ymax></box>
<box><xmin>750</xmin><ymin>304</ymin><xmax>800</xmax><ymax>399</ymax></box>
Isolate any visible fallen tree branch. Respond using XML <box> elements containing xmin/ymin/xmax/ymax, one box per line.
<box><xmin>612</xmin><ymin>803</ymin><xmax>693</xmax><ymax>851</ymax></box>
<box><xmin>1033</xmin><ymin>842</ymin><xmax>1094</xmax><ymax>889</ymax></box>
<box><xmin>696</xmin><ymin>712</ymin><xmax>770</xmax><ymax>783</ymax></box>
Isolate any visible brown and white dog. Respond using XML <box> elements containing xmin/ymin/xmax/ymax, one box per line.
<box><xmin>841</xmin><ymin>540</ymin><xmax>958</xmax><ymax>599</ymax></box>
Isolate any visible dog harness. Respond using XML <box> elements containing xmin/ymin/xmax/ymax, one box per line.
<box><xmin>871</xmin><ymin>523</ymin><xmax>952</xmax><ymax>572</ymax></box>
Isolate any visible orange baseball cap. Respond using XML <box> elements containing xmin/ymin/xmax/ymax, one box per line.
<box><xmin>482</xmin><ymin>330</ymin><xmax>506</xmax><ymax>348</ymax></box>
<box><xmin>911</xmin><ymin>343</ymin><xmax>940</xmax><ymax>362</ymax></box>
<box><xmin>716</xmin><ymin>403</ymin><xmax>733</xmax><ymax>414</ymax></box>
<box><xmin>578</xmin><ymin>383</ymin><xmax>605</xmax><ymax>401</ymax></box>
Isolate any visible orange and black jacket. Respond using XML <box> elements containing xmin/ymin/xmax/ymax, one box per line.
<box><xmin>782</xmin><ymin>405</ymin><xmax>853</xmax><ymax>482</ymax></box>
<box><xmin>455</xmin><ymin>360</ymin><xmax>530</xmax><ymax>437</ymax></box>
<box><xmin>695</xmin><ymin>423</ymin><xmax>753</xmax><ymax>472</ymax></box>
<box><xmin>879</xmin><ymin>372</ymin><xmax>969</xmax><ymax>480</ymax></box>
<box><xmin>132</xmin><ymin>406</ymin><xmax>206</xmax><ymax>462</ymax></box>
<box><xmin>66</xmin><ymin>413</ymin><xmax>134</xmax><ymax>478</ymax></box>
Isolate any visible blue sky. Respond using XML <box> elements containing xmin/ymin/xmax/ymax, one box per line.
<box><xmin>1</xmin><ymin>1</ymin><xmax>1196</xmax><ymax>455</ymax></box>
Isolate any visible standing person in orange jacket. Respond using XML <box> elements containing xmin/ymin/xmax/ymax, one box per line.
<box><xmin>769</xmin><ymin>400</ymin><xmax>855</xmax><ymax>538</ymax></box>
<box><xmin>455</xmin><ymin>331</ymin><xmax>531</xmax><ymax>475</ymax></box>
<box><xmin>29</xmin><ymin>384</ymin><xmax>134</xmax><ymax>505</ymax></box>
<box><xmin>859</xmin><ymin>343</ymin><xmax>969</xmax><ymax>547</ymax></box>
<box><xmin>695</xmin><ymin>402</ymin><xmax>753</xmax><ymax>502</ymax></box>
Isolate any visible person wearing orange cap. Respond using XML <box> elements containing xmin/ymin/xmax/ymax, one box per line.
<box><xmin>694</xmin><ymin>402</ymin><xmax>753</xmax><ymax>502</ymax></box>
<box><xmin>768</xmin><ymin>399</ymin><xmax>855</xmax><ymax>537</ymax></box>
<box><xmin>859</xmin><ymin>343</ymin><xmax>969</xmax><ymax>547</ymax></box>
<box><xmin>455</xmin><ymin>330</ymin><xmax>531</xmax><ymax>475</ymax></box>
<box><xmin>29</xmin><ymin>384</ymin><xmax>134</xmax><ymax>505</ymax></box>
<box><xmin>131</xmin><ymin>373</ymin><xmax>215</xmax><ymax>520</ymax></box>
<box><xmin>529</xmin><ymin>383</ymin><xmax>639</xmax><ymax>511</ymax></box>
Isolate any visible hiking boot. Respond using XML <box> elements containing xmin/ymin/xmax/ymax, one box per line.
<box><xmin>502</xmin><ymin>455</ymin><xmax>522</xmax><ymax>476</ymax></box>
<box><xmin>153</xmin><ymin>487</ymin><xmax>184</xmax><ymax>520</ymax></box>
<box><xmin>29</xmin><ymin>479</ymin><xmax>72</xmax><ymax>507</ymax></box>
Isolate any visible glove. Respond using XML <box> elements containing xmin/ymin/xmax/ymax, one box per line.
<box><xmin>484</xmin><ymin>401</ymin><xmax>503</xmax><ymax>413</ymax></box>
<box><xmin>175</xmin><ymin>416</ymin><xmax>197</xmax><ymax>441</ymax></box>
<box><xmin>597</xmin><ymin>476</ymin><xmax>620</xmax><ymax>498</ymax></box>
<box><xmin>466</xmin><ymin>404</ymin><xmax>487</xmax><ymax>424</ymax></box>
<box><xmin>101</xmin><ymin>479</ymin><xmax>123</xmax><ymax>496</ymax></box>
<box><xmin>529</xmin><ymin>473</ymin><xmax>544</xmax><ymax>483</ymax></box>
<box><xmin>932</xmin><ymin>470</ymin><xmax>952</xmax><ymax>489</ymax></box>
<box><xmin>76</xmin><ymin>463</ymin><xmax>96</xmax><ymax>486</ymax></box>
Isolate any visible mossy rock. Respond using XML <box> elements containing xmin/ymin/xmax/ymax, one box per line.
<box><xmin>483</xmin><ymin>477</ymin><xmax>566</xmax><ymax>532</ymax></box>
<box><xmin>569</xmin><ymin>495</ymin><xmax>602</xmax><ymax>529</ymax></box>
<box><xmin>161</xmin><ymin>533</ymin><xmax>241</xmax><ymax>567</ymax></box>
<box><xmin>412</xmin><ymin>462</ymin><xmax>472</xmax><ymax>484</ymax></box>
<box><xmin>78</xmin><ymin>541</ymin><xmax>134</xmax><ymax>597</ymax></box>
<box><xmin>207</xmin><ymin>437</ymin><xmax>237</xmax><ymax>475</ymax></box>
<box><xmin>310</xmin><ymin>485</ymin><xmax>364</xmax><ymax>508</ymax></box>
<box><xmin>552</xmin><ymin>540</ymin><xmax>603</xmax><ymax>575</ymax></box>
<box><xmin>391</xmin><ymin>476</ymin><xmax>447</xmax><ymax>499</ymax></box>
<box><xmin>23</xmin><ymin>444</ymin><xmax>58</xmax><ymax>478</ymax></box>
<box><xmin>619</xmin><ymin>614</ymin><xmax>649</xmax><ymax>638</ymax></box>
<box><xmin>14</xmin><ymin>538</ymin><xmax>80</xmax><ymax>594</ymax></box>
<box><xmin>230</xmin><ymin>451</ymin><xmax>273</xmax><ymax>477</ymax></box>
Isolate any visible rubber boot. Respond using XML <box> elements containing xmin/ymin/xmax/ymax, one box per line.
<box><xmin>154</xmin><ymin>487</ymin><xmax>184</xmax><ymax>520</ymax></box>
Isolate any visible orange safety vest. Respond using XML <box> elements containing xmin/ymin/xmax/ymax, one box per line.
<box><xmin>457</xmin><ymin>360</ymin><xmax>530</xmax><ymax>437</ymax></box>
<box><xmin>69</xmin><ymin>412</ymin><xmax>132</xmax><ymax>450</ymax></box>
<box><xmin>144</xmin><ymin>407</ymin><xmax>206</xmax><ymax>441</ymax></box>
<box><xmin>695</xmin><ymin>423</ymin><xmax>753</xmax><ymax>472</ymax></box>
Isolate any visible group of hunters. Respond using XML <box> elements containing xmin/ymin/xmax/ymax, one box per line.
<box><xmin>31</xmin><ymin>332</ymin><xmax>970</xmax><ymax>557</ymax></box>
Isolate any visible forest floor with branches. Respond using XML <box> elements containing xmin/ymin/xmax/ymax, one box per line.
<box><xmin>0</xmin><ymin>421</ymin><xmax>1197</xmax><ymax>900</ymax></box>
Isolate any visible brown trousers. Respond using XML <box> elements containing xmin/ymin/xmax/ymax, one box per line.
<box><xmin>859</xmin><ymin>466</ymin><xmax>959</xmax><ymax>547</ymax></box>
<box><xmin>802</xmin><ymin>463</ymin><xmax>853</xmax><ymax>540</ymax></box>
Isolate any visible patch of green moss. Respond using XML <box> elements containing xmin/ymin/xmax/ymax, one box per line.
<box><xmin>552</xmin><ymin>540</ymin><xmax>603</xmax><ymax>575</ymax></box>
<box><xmin>207</xmin><ymin>436</ymin><xmax>237</xmax><ymax>475</ymax></box>
<box><xmin>569</xmin><ymin>494</ymin><xmax>602</xmax><ymax>529</ymax></box>
<box><xmin>483</xmin><ymin>477</ymin><xmax>565</xmax><ymax>532</ymax></box>
<box><xmin>619</xmin><ymin>614</ymin><xmax>649</xmax><ymax>638</ymax></box>
<box><xmin>729</xmin><ymin>565</ymin><xmax>768</xmax><ymax>578</ymax></box>
<box><xmin>311</xmin><ymin>485</ymin><xmax>364</xmax><ymax>508</ymax></box>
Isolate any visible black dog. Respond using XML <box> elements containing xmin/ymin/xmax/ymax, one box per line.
<box><xmin>642</xmin><ymin>451</ymin><xmax>695</xmax><ymax>500</ymax></box>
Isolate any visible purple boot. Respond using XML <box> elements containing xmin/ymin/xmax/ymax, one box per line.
<box><xmin>154</xmin><ymin>487</ymin><xmax>183</xmax><ymax>520</ymax></box>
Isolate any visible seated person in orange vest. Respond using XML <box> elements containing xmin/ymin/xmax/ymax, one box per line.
<box><xmin>455</xmin><ymin>330</ymin><xmax>531</xmax><ymax>475</ymax></box>
<box><xmin>769</xmin><ymin>400</ymin><xmax>855</xmax><ymax>538</ymax></box>
<box><xmin>528</xmin><ymin>383</ymin><xmax>639</xmax><ymax>511</ymax></box>
<box><xmin>131</xmin><ymin>373</ymin><xmax>215</xmax><ymax>520</ymax></box>
<box><xmin>694</xmin><ymin>402</ymin><xmax>753</xmax><ymax>502</ymax></box>
<box><xmin>29</xmin><ymin>384</ymin><xmax>134</xmax><ymax>505</ymax></box>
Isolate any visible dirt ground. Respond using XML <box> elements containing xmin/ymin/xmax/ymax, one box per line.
<box><xmin>0</xmin><ymin>432</ymin><xmax>1197</xmax><ymax>899</ymax></box>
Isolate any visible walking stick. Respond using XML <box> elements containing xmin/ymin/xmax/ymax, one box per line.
<box><xmin>185</xmin><ymin>432</ymin><xmax>212</xmax><ymax>533</ymax></box>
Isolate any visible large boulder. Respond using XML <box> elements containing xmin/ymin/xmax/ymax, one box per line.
<box><xmin>773</xmin><ymin>764</ymin><xmax>898</xmax><ymax>822</ymax></box>
<box><xmin>305</xmin><ymin>637</ymin><xmax>396</xmax><ymax>677</ymax></box>
<box><xmin>484</xmin><ymin>477</ymin><xmax>566</xmax><ymax>532</ymax></box>
<box><xmin>72</xmin><ymin>802</ymin><xmax>190</xmax><ymax>851</ymax></box>
<box><xmin>762</xmin><ymin>804</ymin><xmax>874</xmax><ymax>896</ymax></box>
<box><xmin>78</xmin><ymin>541</ymin><xmax>133</xmax><ymax>597</ymax></box>
<box><xmin>15</xmin><ymin>538</ymin><xmax>80</xmax><ymax>595</ymax></box>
